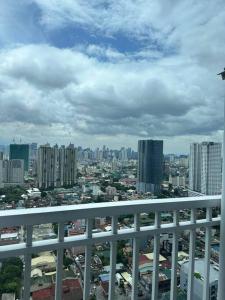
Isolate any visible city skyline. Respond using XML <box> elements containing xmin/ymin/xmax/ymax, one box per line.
<box><xmin>0</xmin><ymin>1</ymin><xmax>225</xmax><ymax>153</ymax></box>
<box><xmin>0</xmin><ymin>137</ymin><xmax>223</xmax><ymax>155</ymax></box>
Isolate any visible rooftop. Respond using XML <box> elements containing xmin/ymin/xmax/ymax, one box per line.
<box><xmin>181</xmin><ymin>258</ymin><xmax>219</xmax><ymax>283</ymax></box>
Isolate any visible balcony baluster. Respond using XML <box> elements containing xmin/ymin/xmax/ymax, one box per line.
<box><xmin>203</xmin><ymin>207</ymin><xmax>212</xmax><ymax>300</ymax></box>
<box><xmin>84</xmin><ymin>218</ymin><xmax>93</xmax><ymax>300</ymax></box>
<box><xmin>132</xmin><ymin>213</ymin><xmax>140</xmax><ymax>300</ymax></box>
<box><xmin>187</xmin><ymin>208</ymin><xmax>197</xmax><ymax>300</ymax></box>
<box><xmin>109</xmin><ymin>216</ymin><xmax>118</xmax><ymax>300</ymax></box>
<box><xmin>55</xmin><ymin>222</ymin><xmax>64</xmax><ymax>300</ymax></box>
<box><xmin>170</xmin><ymin>210</ymin><xmax>179</xmax><ymax>300</ymax></box>
<box><xmin>23</xmin><ymin>225</ymin><xmax>33</xmax><ymax>300</ymax></box>
<box><xmin>152</xmin><ymin>211</ymin><xmax>161</xmax><ymax>300</ymax></box>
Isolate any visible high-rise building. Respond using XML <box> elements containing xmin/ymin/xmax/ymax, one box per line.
<box><xmin>189</xmin><ymin>142</ymin><xmax>222</xmax><ymax>195</ymax></box>
<box><xmin>201</xmin><ymin>142</ymin><xmax>222</xmax><ymax>195</ymax></box>
<box><xmin>37</xmin><ymin>144</ymin><xmax>57</xmax><ymax>189</ymax></box>
<box><xmin>0</xmin><ymin>159</ymin><xmax>3</xmax><ymax>188</ymax></box>
<box><xmin>29</xmin><ymin>143</ymin><xmax>38</xmax><ymax>174</ymax></box>
<box><xmin>189</xmin><ymin>143</ymin><xmax>202</xmax><ymax>192</ymax></box>
<box><xmin>169</xmin><ymin>175</ymin><xmax>186</xmax><ymax>187</ymax></box>
<box><xmin>37</xmin><ymin>144</ymin><xmax>77</xmax><ymax>189</ymax></box>
<box><xmin>137</xmin><ymin>139</ymin><xmax>163</xmax><ymax>194</ymax></box>
<box><xmin>9</xmin><ymin>144</ymin><xmax>29</xmax><ymax>172</ymax></box>
<box><xmin>6</xmin><ymin>160</ymin><xmax>24</xmax><ymax>184</ymax></box>
<box><xmin>0</xmin><ymin>145</ymin><xmax>9</xmax><ymax>159</ymax></box>
<box><xmin>59</xmin><ymin>144</ymin><xmax>77</xmax><ymax>187</ymax></box>
<box><xmin>29</xmin><ymin>143</ymin><xmax>38</xmax><ymax>161</ymax></box>
<box><xmin>0</xmin><ymin>159</ymin><xmax>24</xmax><ymax>186</ymax></box>
<box><xmin>120</xmin><ymin>147</ymin><xmax>128</xmax><ymax>162</ymax></box>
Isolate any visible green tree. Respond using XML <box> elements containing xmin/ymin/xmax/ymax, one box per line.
<box><xmin>41</xmin><ymin>191</ymin><xmax>47</xmax><ymax>198</ymax></box>
<box><xmin>194</xmin><ymin>272</ymin><xmax>202</xmax><ymax>280</ymax></box>
<box><xmin>95</xmin><ymin>195</ymin><xmax>105</xmax><ymax>203</ymax></box>
<box><xmin>63</xmin><ymin>256</ymin><xmax>73</xmax><ymax>267</ymax></box>
<box><xmin>53</xmin><ymin>223</ymin><xmax>58</xmax><ymax>235</ymax></box>
<box><xmin>2</xmin><ymin>281</ymin><xmax>20</xmax><ymax>294</ymax></box>
<box><xmin>0</xmin><ymin>258</ymin><xmax>23</xmax><ymax>297</ymax></box>
<box><xmin>2</xmin><ymin>265</ymin><xmax>22</xmax><ymax>278</ymax></box>
<box><xmin>2</xmin><ymin>257</ymin><xmax>23</xmax><ymax>270</ymax></box>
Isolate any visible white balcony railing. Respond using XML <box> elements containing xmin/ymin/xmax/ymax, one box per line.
<box><xmin>0</xmin><ymin>195</ymin><xmax>221</xmax><ymax>300</ymax></box>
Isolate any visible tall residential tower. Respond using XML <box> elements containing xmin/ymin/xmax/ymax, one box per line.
<box><xmin>189</xmin><ymin>143</ymin><xmax>202</xmax><ymax>192</ymax></box>
<box><xmin>201</xmin><ymin>142</ymin><xmax>222</xmax><ymax>195</ymax></box>
<box><xmin>189</xmin><ymin>142</ymin><xmax>222</xmax><ymax>195</ymax></box>
<box><xmin>37</xmin><ymin>144</ymin><xmax>77</xmax><ymax>189</ymax></box>
<box><xmin>59</xmin><ymin>144</ymin><xmax>77</xmax><ymax>187</ymax></box>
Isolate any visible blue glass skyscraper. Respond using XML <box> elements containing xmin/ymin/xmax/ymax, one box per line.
<box><xmin>137</xmin><ymin>139</ymin><xmax>163</xmax><ymax>194</ymax></box>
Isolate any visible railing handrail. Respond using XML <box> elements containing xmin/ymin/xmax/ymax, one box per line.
<box><xmin>0</xmin><ymin>195</ymin><xmax>221</xmax><ymax>227</ymax></box>
<box><xmin>0</xmin><ymin>195</ymin><xmax>221</xmax><ymax>299</ymax></box>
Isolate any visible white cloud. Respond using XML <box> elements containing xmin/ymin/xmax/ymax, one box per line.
<box><xmin>0</xmin><ymin>43</ymin><xmax>224</xmax><ymax>150</ymax></box>
<box><xmin>0</xmin><ymin>0</ymin><xmax>224</xmax><ymax>152</ymax></box>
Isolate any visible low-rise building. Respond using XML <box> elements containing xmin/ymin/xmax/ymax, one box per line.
<box><xmin>180</xmin><ymin>259</ymin><xmax>218</xmax><ymax>300</ymax></box>
<box><xmin>32</xmin><ymin>278</ymin><xmax>83</xmax><ymax>300</ymax></box>
<box><xmin>32</xmin><ymin>224</ymin><xmax>57</xmax><ymax>241</ymax></box>
<box><xmin>31</xmin><ymin>252</ymin><xmax>56</xmax><ymax>273</ymax></box>
<box><xmin>1</xmin><ymin>294</ymin><xmax>15</xmax><ymax>300</ymax></box>
<box><xmin>27</xmin><ymin>188</ymin><xmax>41</xmax><ymax>198</ymax></box>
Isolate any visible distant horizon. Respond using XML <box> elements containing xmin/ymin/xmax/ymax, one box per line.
<box><xmin>0</xmin><ymin>138</ymin><xmax>223</xmax><ymax>156</ymax></box>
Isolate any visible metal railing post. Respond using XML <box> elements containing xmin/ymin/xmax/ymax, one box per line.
<box><xmin>152</xmin><ymin>212</ymin><xmax>161</xmax><ymax>300</ymax></box>
<box><xmin>132</xmin><ymin>213</ymin><xmax>140</xmax><ymax>300</ymax></box>
<box><xmin>55</xmin><ymin>222</ymin><xmax>64</xmax><ymax>300</ymax></box>
<box><xmin>217</xmin><ymin>68</ymin><xmax>225</xmax><ymax>300</ymax></box>
<box><xmin>170</xmin><ymin>211</ymin><xmax>179</xmax><ymax>300</ymax></box>
<box><xmin>187</xmin><ymin>208</ymin><xmax>196</xmax><ymax>300</ymax></box>
<box><xmin>218</xmin><ymin>97</ymin><xmax>225</xmax><ymax>300</ymax></box>
<box><xmin>203</xmin><ymin>207</ymin><xmax>212</xmax><ymax>300</ymax></box>
<box><xmin>23</xmin><ymin>225</ymin><xmax>33</xmax><ymax>300</ymax></box>
<box><xmin>109</xmin><ymin>216</ymin><xmax>118</xmax><ymax>300</ymax></box>
<box><xmin>83</xmin><ymin>218</ymin><xmax>93</xmax><ymax>300</ymax></box>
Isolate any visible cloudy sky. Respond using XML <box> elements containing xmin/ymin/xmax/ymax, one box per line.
<box><xmin>0</xmin><ymin>0</ymin><xmax>225</xmax><ymax>153</ymax></box>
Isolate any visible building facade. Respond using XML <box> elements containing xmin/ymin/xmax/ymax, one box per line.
<box><xmin>180</xmin><ymin>259</ymin><xmax>218</xmax><ymax>300</ymax></box>
<box><xmin>169</xmin><ymin>175</ymin><xmax>186</xmax><ymax>187</ymax></box>
<box><xmin>59</xmin><ymin>144</ymin><xmax>77</xmax><ymax>187</ymax></box>
<box><xmin>189</xmin><ymin>142</ymin><xmax>222</xmax><ymax>195</ymax></box>
<box><xmin>37</xmin><ymin>144</ymin><xmax>77</xmax><ymax>189</ymax></box>
<box><xmin>137</xmin><ymin>140</ymin><xmax>163</xmax><ymax>194</ymax></box>
<box><xmin>29</xmin><ymin>143</ymin><xmax>38</xmax><ymax>174</ymax></box>
<box><xmin>9</xmin><ymin>144</ymin><xmax>29</xmax><ymax>172</ymax></box>
<box><xmin>37</xmin><ymin>144</ymin><xmax>56</xmax><ymax>189</ymax></box>
<box><xmin>0</xmin><ymin>159</ymin><xmax>3</xmax><ymax>188</ymax></box>
<box><xmin>0</xmin><ymin>159</ymin><xmax>24</xmax><ymax>187</ymax></box>
<box><xmin>189</xmin><ymin>143</ymin><xmax>202</xmax><ymax>192</ymax></box>
<box><xmin>201</xmin><ymin>142</ymin><xmax>222</xmax><ymax>195</ymax></box>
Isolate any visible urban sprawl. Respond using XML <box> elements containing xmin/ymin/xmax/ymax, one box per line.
<box><xmin>0</xmin><ymin>140</ymin><xmax>221</xmax><ymax>300</ymax></box>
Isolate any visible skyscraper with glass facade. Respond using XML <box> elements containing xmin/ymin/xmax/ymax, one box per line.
<box><xmin>137</xmin><ymin>139</ymin><xmax>163</xmax><ymax>194</ymax></box>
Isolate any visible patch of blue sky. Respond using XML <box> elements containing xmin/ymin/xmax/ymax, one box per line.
<box><xmin>45</xmin><ymin>24</ymin><xmax>176</xmax><ymax>63</ymax></box>
<box><xmin>0</xmin><ymin>1</ymin><xmax>45</xmax><ymax>47</ymax></box>
<box><xmin>46</xmin><ymin>25</ymin><xmax>143</xmax><ymax>53</ymax></box>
